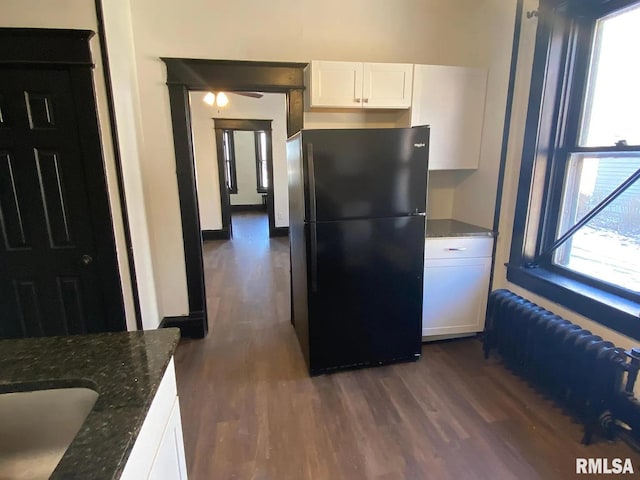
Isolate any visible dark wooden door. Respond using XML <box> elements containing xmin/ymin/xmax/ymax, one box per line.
<box><xmin>0</xmin><ymin>67</ymin><xmax>124</xmax><ymax>338</ymax></box>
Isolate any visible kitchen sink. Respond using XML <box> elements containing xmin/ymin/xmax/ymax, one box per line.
<box><xmin>0</xmin><ymin>387</ymin><xmax>98</xmax><ymax>480</ymax></box>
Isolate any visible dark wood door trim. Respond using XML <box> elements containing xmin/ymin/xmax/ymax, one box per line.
<box><xmin>162</xmin><ymin>58</ymin><xmax>305</xmax><ymax>338</ymax></box>
<box><xmin>167</xmin><ymin>83</ymin><xmax>208</xmax><ymax>337</ymax></box>
<box><xmin>213</xmin><ymin>127</ymin><xmax>233</xmax><ymax>239</ymax></box>
<box><xmin>212</xmin><ymin>118</ymin><xmax>272</xmax><ymax>131</ymax></box>
<box><xmin>163</xmin><ymin>58</ymin><xmax>306</xmax><ymax>93</ymax></box>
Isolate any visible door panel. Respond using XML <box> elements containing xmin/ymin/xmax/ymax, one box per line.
<box><xmin>304</xmin><ymin>127</ymin><xmax>429</xmax><ymax>222</ymax></box>
<box><xmin>307</xmin><ymin>216</ymin><xmax>424</xmax><ymax>371</ymax></box>
<box><xmin>13</xmin><ymin>280</ymin><xmax>45</xmax><ymax>337</ymax></box>
<box><xmin>35</xmin><ymin>149</ymin><xmax>74</xmax><ymax>247</ymax></box>
<box><xmin>0</xmin><ymin>150</ymin><xmax>28</xmax><ymax>249</ymax></box>
<box><xmin>0</xmin><ymin>68</ymin><xmax>119</xmax><ymax>338</ymax></box>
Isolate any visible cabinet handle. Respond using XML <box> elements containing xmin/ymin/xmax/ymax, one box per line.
<box><xmin>446</xmin><ymin>247</ymin><xmax>467</xmax><ymax>251</ymax></box>
<box><xmin>354</xmin><ymin>98</ymin><xmax>361</xmax><ymax>103</ymax></box>
<box><xmin>363</xmin><ymin>98</ymin><xmax>369</xmax><ymax>103</ymax></box>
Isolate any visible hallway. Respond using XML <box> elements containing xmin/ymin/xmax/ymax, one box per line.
<box><xmin>174</xmin><ymin>212</ymin><xmax>640</xmax><ymax>479</ymax></box>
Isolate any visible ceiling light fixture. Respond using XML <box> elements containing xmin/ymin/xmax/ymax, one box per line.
<box><xmin>216</xmin><ymin>92</ymin><xmax>229</xmax><ymax>107</ymax></box>
<box><xmin>203</xmin><ymin>91</ymin><xmax>230</xmax><ymax>107</ymax></box>
<box><xmin>203</xmin><ymin>92</ymin><xmax>215</xmax><ymax>106</ymax></box>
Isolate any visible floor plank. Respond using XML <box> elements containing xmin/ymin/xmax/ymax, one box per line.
<box><xmin>175</xmin><ymin>212</ymin><xmax>640</xmax><ymax>479</ymax></box>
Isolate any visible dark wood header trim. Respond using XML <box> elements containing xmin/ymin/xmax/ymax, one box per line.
<box><xmin>161</xmin><ymin>57</ymin><xmax>306</xmax><ymax>90</ymax></box>
<box><xmin>213</xmin><ymin>118</ymin><xmax>273</xmax><ymax>131</ymax></box>
<box><xmin>0</xmin><ymin>28</ymin><xmax>94</xmax><ymax>66</ymax></box>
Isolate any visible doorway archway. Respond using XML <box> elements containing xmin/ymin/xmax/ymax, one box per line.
<box><xmin>212</xmin><ymin>118</ymin><xmax>276</xmax><ymax>239</ymax></box>
<box><xmin>161</xmin><ymin>58</ymin><xmax>306</xmax><ymax>338</ymax></box>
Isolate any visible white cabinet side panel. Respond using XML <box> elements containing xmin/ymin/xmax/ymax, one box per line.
<box><xmin>149</xmin><ymin>398</ymin><xmax>188</xmax><ymax>480</ymax></box>
<box><xmin>120</xmin><ymin>359</ymin><xmax>178</xmax><ymax>480</ymax></box>
<box><xmin>412</xmin><ymin>65</ymin><xmax>487</xmax><ymax>170</ymax></box>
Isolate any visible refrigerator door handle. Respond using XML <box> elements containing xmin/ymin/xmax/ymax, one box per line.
<box><xmin>307</xmin><ymin>143</ymin><xmax>317</xmax><ymax>222</ymax></box>
<box><xmin>310</xmin><ymin>223</ymin><xmax>318</xmax><ymax>293</ymax></box>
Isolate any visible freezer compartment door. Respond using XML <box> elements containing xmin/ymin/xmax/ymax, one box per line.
<box><xmin>303</xmin><ymin>127</ymin><xmax>429</xmax><ymax>222</ymax></box>
<box><xmin>307</xmin><ymin>216</ymin><xmax>424</xmax><ymax>372</ymax></box>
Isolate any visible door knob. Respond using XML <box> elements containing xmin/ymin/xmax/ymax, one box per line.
<box><xmin>81</xmin><ymin>254</ymin><xmax>93</xmax><ymax>265</ymax></box>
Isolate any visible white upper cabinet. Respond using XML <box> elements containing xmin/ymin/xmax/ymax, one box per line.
<box><xmin>306</xmin><ymin>60</ymin><xmax>413</xmax><ymax>109</ymax></box>
<box><xmin>411</xmin><ymin>65</ymin><xmax>487</xmax><ymax>170</ymax></box>
<box><xmin>308</xmin><ymin>61</ymin><xmax>363</xmax><ymax>108</ymax></box>
<box><xmin>362</xmin><ymin>62</ymin><xmax>414</xmax><ymax>108</ymax></box>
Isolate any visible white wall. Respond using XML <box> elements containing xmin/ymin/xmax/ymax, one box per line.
<box><xmin>190</xmin><ymin>91</ymin><xmax>288</xmax><ymax>232</ymax></box>
<box><xmin>492</xmin><ymin>0</ymin><xmax>637</xmax><ymax>349</ymax></box>
<box><xmin>427</xmin><ymin>172</ymin><xmax>460</xmax><ymax>219</ymax></box>
<box><xmin>304</xmin><ymin>110</ymin><xmax>406</xmax><ymax>129</ymax></box>
<box><xmin>101</xmin><ymin>0</ymin><xmax>160</xmax><ymax>329</ymax></box>
<box><xmin>128</xmin><ymin>0</ymin><xmax>502</xmax><ymax>317</ymax></box>
<box><xmin>451</xmin><ymin>0</ymin><xmax>519</xmax><ymax>229</ymax></box>
<box><xmin>189</xmin><ymin>92</ymin><xmax>220</xmax><ymax>231</ymax></box>
<box><xmin>230</xmin><ymin>131</ymin><xmax>262</xmax><ymax>206</ymax></box>
<box><xmin>0</xmin><ymin>0</ymin><xmax>138</xmax><ymax>330</ymax></box>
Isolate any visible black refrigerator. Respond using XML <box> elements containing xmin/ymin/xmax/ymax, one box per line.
<box><xmin>287</xmin><ymin>126</ymin><xmax>429</xmax><ymax>375</ymax></box>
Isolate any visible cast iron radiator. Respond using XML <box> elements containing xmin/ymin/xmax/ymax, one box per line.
<box><xmin>483</xmin><ymin>289</ymin><xmax>640</xmax><ymax>448</ymax></box>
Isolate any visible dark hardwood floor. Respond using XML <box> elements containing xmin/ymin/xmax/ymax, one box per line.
<box><xmin>175</xmin><ymin>211</ymin><xmax>640</xmax><ymax>479</ymax></box>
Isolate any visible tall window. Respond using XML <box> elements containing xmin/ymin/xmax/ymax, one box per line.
<box><xmin>509</xmin><ymin>0</ymin><xmax>640</xmax><ymax>338</ymax></box>
<box><xmin>222</xmin><ymin>130</ymin><xmax>237</xmax><ymax>194</ymax></box>
<box><xmin>254</xmin><ymin>130</ymin><xmax>269</xmax><ymax>193</ymax></box>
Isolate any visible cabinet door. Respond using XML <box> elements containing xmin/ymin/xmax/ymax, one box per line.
<box><xmin>422</xmin><ymin>256</ymin><xmax>491</xmax><ymax>337</ymax></box>
<box><xmin>362</xmin><ymin>63</ymin><xmax>413</xmax><ymax>108</ymax></box>
<box><xmin>411</xmin><ymin>65</ymin><xmax>487</xmax><ymax>170</ymax></box>
<box><xmin>149</xmin><ymin>398</ymin><xmax>188</xmax><ymax>480</ymax></box>
<box><xmin>309</xmin><ymin>60</ymin><xmax>363</xmax><ymax>108</ymax></box>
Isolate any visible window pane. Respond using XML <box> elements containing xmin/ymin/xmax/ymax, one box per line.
<box><xmin>554</xmin><ymin>153</ymin><xmax>640</xmax><ymax>292</ymax></box>
<box><xmin>225</xmin><ymin>159</ymin><xmax>232</xmax><ymax>187</ymax></box>
<box><xmin>580</xmin><ymin>3</ymin><xmax>640</xmax><ymax>147</ymax></box>
<box><xmin>259</xmin><ymin>132</ymin><xmax>267</xmax><ymax>160</ymax></box>
<box><xmin>223</xmin><ymin>131</ymin><xmax>230</xmax><ymax>160</ymax></box>
<box><xmin>261</xmin><ymin>162</ymin><xmax>268</xmax><ymax>188</ymax></box>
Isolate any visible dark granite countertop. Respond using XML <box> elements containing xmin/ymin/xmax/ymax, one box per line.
<box><xmin>426</xmin><ymin>218</ymin><xmax>495</xmax><ymax>238</ymax></box>
<box><xmin>0</xmin><ymin>328</ymin><xmax>180</xmax><ymax>479</ymax></box>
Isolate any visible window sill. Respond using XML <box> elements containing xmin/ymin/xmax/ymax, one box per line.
<box><xmin>506</xmin><ymin>264</ymin><xmax>640</xmax><ymax>340</ymax></box>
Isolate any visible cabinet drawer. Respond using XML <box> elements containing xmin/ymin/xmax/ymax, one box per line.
<box><xmin>425</xmin><ymin>237</ymin><xmax>493</xmax><ymax>259</ymax></box>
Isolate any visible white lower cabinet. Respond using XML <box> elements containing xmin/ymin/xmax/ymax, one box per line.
<box><xmin>422</xmin><ymin>237</ymin><xmax>493</xmax><ymax>338</ymax></box>
<box><xmin>121</xmin><ymin>358</ymin><xmax>188</xmax><ymax>480</ymax></box>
